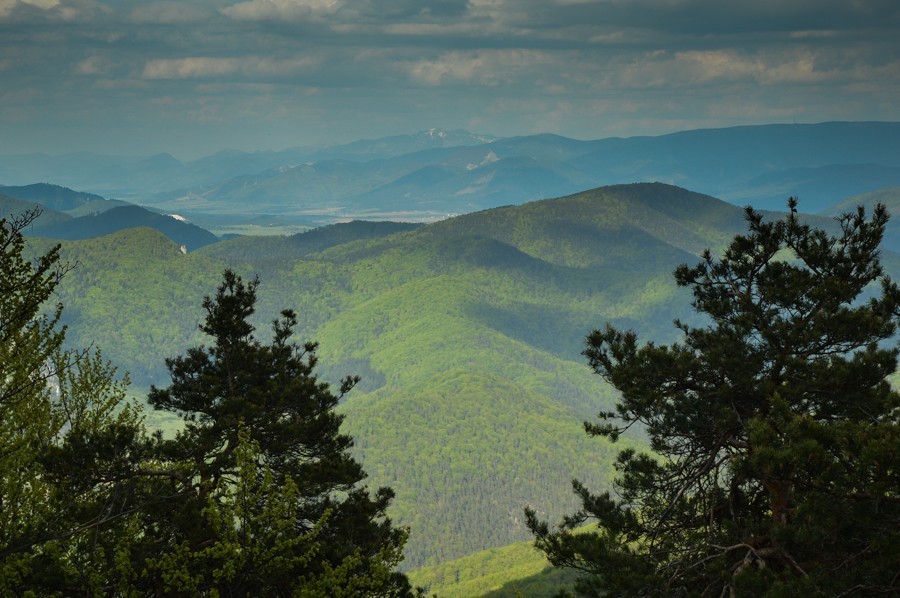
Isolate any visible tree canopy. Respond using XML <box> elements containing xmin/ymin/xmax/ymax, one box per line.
<box><xmin>146</xmin><ymin>269</ymin><xmax>414</xmax><ymax>595</ymax></box>
<box><xmin>528</xmin><ymin>200</ymin><xmax>900</xmax><ymax>596</ymax></box>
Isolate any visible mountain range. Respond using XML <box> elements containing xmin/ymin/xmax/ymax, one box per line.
<box><xmin>19</xmin><ymin>182</ymin><xmax>900</xmax><ymax>580</ymax></box>
<box><xmin>4</xmin><ymin>123</ymin><xmax>900</xmax><ymax>224</ymax></box>
<box><xmin>1</xmin><ymin>184</ymin><xmax>218</xmax><ymax>250</ymax></box>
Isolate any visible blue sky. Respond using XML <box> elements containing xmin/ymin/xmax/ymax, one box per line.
<box><xmin>2</xmin><ymin>0</ymin><xmax>899</xmax><ymax>159</ymax></box>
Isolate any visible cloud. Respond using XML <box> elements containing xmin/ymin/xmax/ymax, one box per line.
<box><xmin>603</xmin><ymin>47</ymin><xmax>900</xmax><ymax>90</ymax></box>
<box><xmin>408</xmin><ymin>49</ymin><xmax>554</xmax><ymax>86</ymax></box>
<box><xmin>221</xmin><ymin>0</ymin><xmax>342</xmax><ymax>21</ymax></box>
<box><xmin>75</xmin><ymin>55</ymin><xmax>111</xmax><ymax>75</ymax></box>
<box><xmin>141</xmin><ymin>55</ymin><xmax>320</xmax><ymax>79</ymax></box>
<box><xmin>0</xmin><ymin>0</ymin><xmax>56</xmax><ymax>18</ymax></box>
<box><xmin>130</xmin><ymin>2</ymin><xmax>212</xmax><ymax>24</ymax></box>
<box><xmin>0</xmin><ymin>0</ymin><xmax>106</xmax><ymax>21</ymax></box>
<box><xmin>362</xmin><ymin>0</ymin><xmax>470</xmax><ymax>19</ymax></box>
<box><xmin>221</xmin><ymin>0</ymin><xmax>470</xmax><ymax>23</ymax></box>
<box><xmin>2</xmin><ymin>0</ymin><xmax>899</xmax><ymax>157</ymax></box>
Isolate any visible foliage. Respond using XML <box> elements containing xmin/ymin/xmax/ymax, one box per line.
<box><xmin>0</xmin><ymin>210</ymin><xmax>153</xmax><ymax>593</ymax></box>
<box><xmin>1</xmin><ymin>209</ymin><xmax>75</xmax><ymax>587</ymax></box>
<box><xmin>143</xmin><ymin>428</ymin><xmax>330</xmax><ymax>595</ymax></box>
<box><xmin>29</xmin><ymin>227</ymin><xmax>225</xmax><ymax>386</ymax></box>
<box><xmin>145</xmin><ymin>269</ymin><xmax>414</xmax><ymax>595</ymax></box>
<box><xmin>527</xmin><ymin>201</ymin><xmax>900</xmax><ymax>596</ymax></box>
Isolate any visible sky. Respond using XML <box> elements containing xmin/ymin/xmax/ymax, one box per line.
<box><xmin>1</xmin><ymin>0</ymin><xmax>899</xmax><ymax>159</ymax></box>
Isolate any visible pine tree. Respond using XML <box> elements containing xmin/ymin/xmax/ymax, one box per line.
<box><xmin>146</xmin><ymin>269</ymin><xmax>414</xmax><ymax>595</ymax></box>
<box><xmin>528</xmin><ymin>200</ymin><xmax>900</xmax><ymax>596</ymax></box>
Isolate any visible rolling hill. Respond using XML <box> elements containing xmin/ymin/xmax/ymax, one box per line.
<box><xmin>0</xmin><ymin>193</ymin><xmax>72</xmax><ymax>228</ymax></box>
<box><xmin>31</xmin><ymin>204</ymin><xmax>220</xmax><ymax>250</ymax></box>
<box><xmin>0</xmin><ymin>183</ymin><xmax>114</xmax><ymax>212</ymax></box>
<box><xmin>0</xmin><ymin>182</ymin><xmax>221</xmax><ymax>249</ymax></box>
<box><xmin>28</xmin><ymin>183</ymin><xmax>900</xmax><ymax>574</ymax></box>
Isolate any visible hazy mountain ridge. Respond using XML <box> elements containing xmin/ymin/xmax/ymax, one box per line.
<box><xmin>0</xmin><ymin>183</ymin><xmax>109</xmax><ymax>212</ymax></box>
<box><xmin>31</xmin><ymin>205</ymin><xmax>220</xmax><ymax>250</ymax></box>
<box><xmin>5</xmin><ymin>122</ymin><xmax>900</xmax><ymax>222</ymax></box>
<box><xmin>820</xmin><ymin>187</ymin><xmax>900</xmax><ymax>253</ymax></box>
<box><xmin>0</xmin><ymin>129</ymin><xmax>496</xmax><ymax>197</ymax></box>
<box><xmin>143</xmin><ymin>120</ymin><xmax>900</xmax><ymax>217</ymax></box>
<box><xmin>0</xmin><ymin>184</ymin><xmax>221</xmax><ymax>249</ymax></box>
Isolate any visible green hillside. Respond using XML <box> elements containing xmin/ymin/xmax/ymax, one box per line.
<box><xmin>26</xmin><ymin>228</ymin><xmax>226</xmax><ymax>387</ymax></box>
<box><xmin>409</xmin><ymin>535</ymin><xmax>578</xmax><ymax>597</ymax></box>
<box><xmin>24</xmin><ymin>183</ymin><xmax>895</xmax><ymax>574</ymax></box>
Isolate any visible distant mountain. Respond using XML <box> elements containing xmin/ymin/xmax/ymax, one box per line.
<box><xmin>0</xmin><ymin>193</ymin><xmax>72</xmax><ymax>228</ymax></box>
<box><xmin>6</xmin><ymin>122</ymin><xmax>899</xmax><ymax>219</ymax></box>
<box><xmin>31</xmin><ymin>204</ymin><xmax>219</xmax><ymax>250</ymax></box>
<box><xmin>0</xmin><ymin>183</ymin><xmax>112</xmax><ymax>212</ymax></box>
<box><xmin>148</xmin><ymin>148</ymin><xmax>476</xmax><ymax>215</ymax></box>
<box><xmin>0</xmin><ymin>129</ymin><xmax>496</xmax><ymax>197</ymax></box>
<box><xmin>347</xmin><ymin>154</ymin><xmax>600</xmax><ymax>213</ymax></box>
<box><xmin>311</xmin><ymin>128</ymin><xmax>498</xmax><ymax>161</ymax></box>
<box><xmin>137</xmin><ymin>121</ymin><xmax>900</xmax><ymax>219</ymax></box>
<box><xmin>738</xmin><ymin>164</ymin><xmax>900</xmax><ymax>212</ymax></box>
<box><xmin>0</xmin><ymin>183</ymin><xmax>219</xmax><ymax>248</ymax></box>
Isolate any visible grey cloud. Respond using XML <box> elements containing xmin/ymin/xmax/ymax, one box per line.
<box><xmin>141</xmin><ymin>55</ymin><xmax>321</xmax><ymax>80</ymax></box>
<box><xmin>1</xmin><ymin>0</ymin><xmax>898</xmax><ymax>158</ymax></box>
<box><xmin>517</xmin><ymin>0</ymin><xmax>900</xmax><ymax>35</ymax></box>
<box><xmin>129</xmin><ymin>2</ymin><xmax>215</xmax><ymax>24</ymax></box>
<box><xmin>359</xmin><ymin>0</ymin><xmax>470</xmax><ymax>19</ymax></box>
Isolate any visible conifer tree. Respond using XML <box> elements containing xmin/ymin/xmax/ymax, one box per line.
<box><xmin>147</xmin><ymin>269</ymin><xmax>414</xmax><ymax>595</ymax></box>
<box><xmin>528</xmin><ymin>200</ymin><xmax>900</xmax><ymax>596</ymax></box>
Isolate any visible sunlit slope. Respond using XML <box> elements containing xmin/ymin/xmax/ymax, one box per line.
<box><xmin>286</xmin><ymin>184</ymin><xmax>754</xmax><ymax>566</ymax></box>
<box><xmin>408</xmin><ymin>535</ymin><xmax>578</xmax><ymax>597</ymax></box>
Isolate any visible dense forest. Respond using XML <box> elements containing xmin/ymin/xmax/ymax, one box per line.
<box><xmin>2</xmin><ymin>182</ymin><xmax>899</xmax><ymax>595</ymax></box>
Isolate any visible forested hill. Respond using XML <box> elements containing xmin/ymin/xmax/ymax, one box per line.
<box><xmin>31</xmin><ymin>204</ymin><xmax>219</xmax><ymax>250</ymax></box>
<box><xmin>31</xmin><ymin>183</ymin><xmax>898</xmax><ymax>570</ymax></box>
<box><xmin>0</xmin><ymin>182</ymin><xmax>108</xmax><ymax>211</ymax></box>
<box><xmin>0</xmin><ymin>193</ymin><xmax>72</xmax><ymax>228</ymax></box>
